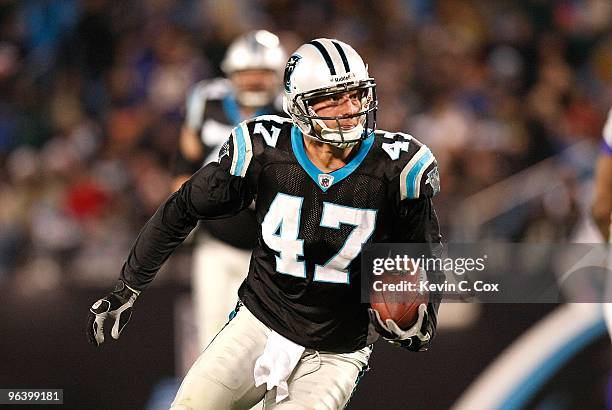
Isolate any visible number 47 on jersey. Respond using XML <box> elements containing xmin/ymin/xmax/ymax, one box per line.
<box><xmin>261</xmin><ymin>193</ymin><xmax>377</xmax><ymax>284</ymax></box>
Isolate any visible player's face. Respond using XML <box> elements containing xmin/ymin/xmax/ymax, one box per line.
<box><xmin>310</xmin><ymin>91</ymin><xmax>363</xmax><ymax>130</ymax></box>
<box><xmin>230</xmin><ymin>70</ymin><xmax>278</xmax><ymax>97</ymax></box>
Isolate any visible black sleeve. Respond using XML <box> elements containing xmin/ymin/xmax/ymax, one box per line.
<box><xmin>120</xmin><ymin>152</ymin><xmax>255</xmax><ymax>291</ymax></box>
<box><xmin>391</xmin><ymin>197</ymin><xmax>444</xmax><ymax>336</ymax></box>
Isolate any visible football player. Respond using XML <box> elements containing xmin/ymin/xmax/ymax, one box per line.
<box><xmin>88</xmin><ymin>38</ymin><xmax>443</xmax><ymax>409</ymax></box>
<box><xmin>173</xmin><ymin>30</ymin><xmax>286</xmax><ymax>348</ymax></box>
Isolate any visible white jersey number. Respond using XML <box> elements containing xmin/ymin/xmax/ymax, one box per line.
<box><xmin>382</xmin><ymin>132</ymin><xmax>412</xmax><ymax>160</ymax></box>
<box><xmin>261</xmin><ymin>193</ymin><xmax>305</xmax><ymax>278</ymax></box>
<box><xmin>261</xmin><ymin>193</ymin><xmax>377</xmax><ymax>284</ymax></box>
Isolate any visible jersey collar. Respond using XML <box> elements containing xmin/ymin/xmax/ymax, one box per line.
<box><xmin>291</xmin><ymin>125</ymin><xmax>374</xmax><ymax>192</ymax></box>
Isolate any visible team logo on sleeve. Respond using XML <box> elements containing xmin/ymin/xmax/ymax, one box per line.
<box><xmin>284</xmin><ymin>54</ymin><xmax>302</xmax><ymax>92</ymax></box>
<box><xmin>318</xmin><ymin>174</ymin><xmax>334</xmax><ymax>189</ymax></box>
<box><xmin>426</xmin><ymin>167</ymin><xmax>440</xmax><ymax>195</ymax></box>
<box><xmin>218</xmin><ymin>140</ymin><xmax>230</xmax><ymax>161</ymax></box>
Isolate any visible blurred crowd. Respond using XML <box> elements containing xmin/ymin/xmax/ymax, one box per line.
<box><xmin>0</xmin><ymin>0</ymin><xmax>610</xmax><ymax>286</ymax></box>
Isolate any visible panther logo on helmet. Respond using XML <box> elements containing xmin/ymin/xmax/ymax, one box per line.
<box><xmin>284</xmin><ymin>54</ymin><xmax>302</xmax><ymax>93</ymax></box>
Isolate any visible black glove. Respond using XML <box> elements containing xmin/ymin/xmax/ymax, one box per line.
<box><xmin>368</xmin><ymin>304</ymin><xmax>434</xmax><ymax>352</ymax></box>
<box><xmin>87</xmin><ymin>280</ymin><xmax>140</xmax><ymax>346</ymax></box>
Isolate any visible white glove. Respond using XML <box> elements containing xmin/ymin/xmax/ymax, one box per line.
<box><xmin>368</xmin><ymin>304</ymin><xmax>433</xmax><ymax>351</ymax></box>
<box><xmin>87</xmin><ymin>280</ymin><xmax>139</xmax><ymax>346</ymax></box>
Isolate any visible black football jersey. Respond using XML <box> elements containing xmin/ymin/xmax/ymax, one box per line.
<box><xmin>174</xmin><ymin>78</ymin><xmax>285</xmax><ymax>249</ymax></box>
<box><xmin>122</xmin><ymin>115</ymin><xmax>442</xmax><ymax>352</ymax></box>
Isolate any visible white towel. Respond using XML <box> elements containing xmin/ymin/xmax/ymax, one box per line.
<box><xmin>253</xmin><ymin>331</ymin><xmax>306</xmax><ymax>403</ymax></box>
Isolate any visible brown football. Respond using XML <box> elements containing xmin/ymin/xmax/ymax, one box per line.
<box><xmin>370</xmin><ymin>271</ymin><xmax>429</xmax><ymax>329</ymax></box>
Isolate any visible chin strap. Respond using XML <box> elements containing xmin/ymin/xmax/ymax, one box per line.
<box><xmin>317</xmin><ymin>121</ymin><xmax>364</xmax><ymax>148</ymax></box>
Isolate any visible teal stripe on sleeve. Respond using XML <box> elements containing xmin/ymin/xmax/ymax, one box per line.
<box><xmin>406</xmin><ymin>149</ymin><xmax>433</xmax><ymax>199</ymax></box>
<box><xmin>232</xmin><ymin>125</ymin><xmax>247</xmax><ymax>176</ymax></box>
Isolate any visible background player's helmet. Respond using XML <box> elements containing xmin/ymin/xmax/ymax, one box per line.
<box><xmin>221</xmin><ymin>30</ymin><xmax>287</xmax><ymax>107</ymax></box>
<box><xmin>283</xmin><ymin>39</ymin><xmax>377</xmax><ymax>148</ymax></box>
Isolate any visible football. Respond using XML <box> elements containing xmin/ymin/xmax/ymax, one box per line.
<box><xmin>370</xmin><ymin>271</ymin><xmax>429</xmax><ymax>329</ymax></box>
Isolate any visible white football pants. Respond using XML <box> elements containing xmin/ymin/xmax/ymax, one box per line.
<box><xmin>192</xmin><ymin>234</ymin><xmax>251</xmax><ymax>349</ymax></box>
<box><xmin>171</xmin><ymin>306</ymin><xmax>371</xmax><ymax>410</ymax></box>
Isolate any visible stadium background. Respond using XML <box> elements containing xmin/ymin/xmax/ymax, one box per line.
<box><xmin>0</xmin><ymin>0</ymin><xmax>610</xmax><ymax>409</ymax></box>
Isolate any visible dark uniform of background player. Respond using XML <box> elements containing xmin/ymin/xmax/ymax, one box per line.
<box><xmin>172</xmin><ymin>30</ymin><xmax>286</xmax><ymax>348</ymax></box>
<box><xmin>88</xmin><ymin>38</ymin><xmax>443</xmax><ymax>408</ymax></box>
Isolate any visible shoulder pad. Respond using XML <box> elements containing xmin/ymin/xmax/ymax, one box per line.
<box><xmin>227</xmin><ymin>116</ymin><xmax>292</xmax><ymax>177</ymax></box>
<box><xmin>192</xmin><ymin>78</ymin><xmax>232</xmax><ymax>101</ymax></box>
<box><xmin>185</xmin><ymin>78</ymin><xmax>232</xmax><ymax>130</ymax></box>
<box><xmin>246</xmin><ymin>115</ymin><xmax>293</xmax><ymax>148</ymax></box>
<box><xmin>375</xmin><ymin>131</ymin><xmax>440</xmax><ymax>199</ymax></box>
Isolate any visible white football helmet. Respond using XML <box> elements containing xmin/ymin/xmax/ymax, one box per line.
<box><xmin>221</xmin><ymin>30</ymin><xmax>287</xmax><ymax>107</ymax></box>
<box><xmin>283</xmin><ymin>39</ymin><xmax>377</xmax><ymax>148</ymax></box>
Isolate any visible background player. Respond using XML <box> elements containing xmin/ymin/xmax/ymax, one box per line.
<box><xmin>173</xmin><ymin>30</ymin><xmax>286</xmax><ymax>349</ymax></box>
<box><xmin>87</xmin><ymin>38</ymin><xmax>441</xmax><ymax>409</ymax></box>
